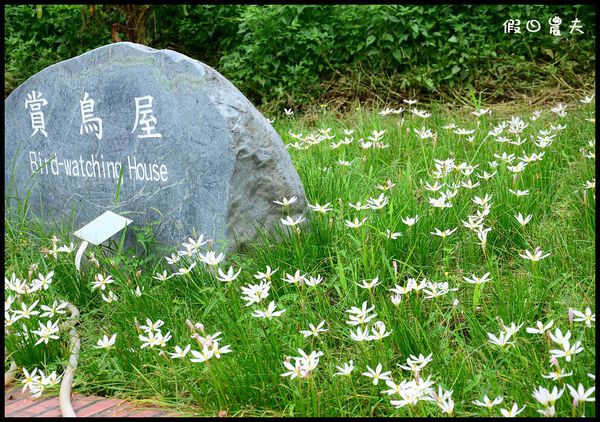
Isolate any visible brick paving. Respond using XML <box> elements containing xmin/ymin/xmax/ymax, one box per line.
<box><xmin>4</xmin><ymin>387</ymin><xmax>180</xmax><ymax>417</ymax></box>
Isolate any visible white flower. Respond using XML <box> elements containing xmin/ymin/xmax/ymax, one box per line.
<box><xmin>430</xmin><ymin>227</ymin><xmax>457</xmax><ymax>238</ymax></box>
<box><xmin>508</xmin><ymin>188</ymin><xmax>529</xmax><ymax>196</ymax></box>
<box><xmin>101</xmin><ymin>290</ymin><xmax>118</xmax><ymax>303</ymax></box>
<box><xmin>252</xmin><ymin>300</ymin><xmax>286</xmax><ymax>319</ymax></box>
<box><xmin>519</xmin><ymin>247</ymin><xmax>551</xmax><ymax>262</ymax></box>
<box><xmin>362</xmin><ymin>363</ymin><xmax>392</xmax><ymax>385</ymax></box>
<box><xmin>349</xmin><ymin>325</ymin><xmax>371</xmax><ymax>342</ymax></box>
<box><xmin>346</xmin><ymin>301</ymin><xmax>377</xmax><ymax>326</ymax></box>
<box><xmin>216</xmin><ymin>266</ymin><xmax>242</xmax><ymax>282</ymax></box>
<box><xmin>356</xmin><ymin>277</ymin><xmax>381</xmax><ymax>291</ymax></box>
<box><xmin>401</xmin><ymin>215</ymin><xmax>420</xmax><ymax>227</ymax></box>
<box><xmin>463</xmin><ymin>272</ymin><xmax>492</xmax><ymax>285</ymax></box>
<box><xmin>345</xmin><ymin>217</ymin><xmax>368</xmax><ymax>228</ymax></box>
<box><xmin>32</xmin><ymin>271</ymin><xmax>54</xmax><ymax>290</ymax></box>
<box><xmin>273</xmin><ymin>196</ymin><xmax>298</xmax><ymax>206</ymax></box>
<box><xmin>189</xmin><ymin>346</ymin><xmax>214</xmax><ymax>363</ymax></box>
<box><xmin>168</xmin><ymin>344</ymin><xmax>191</xmax><ymax>359</ymax></box>
<box><xmin>32</xmin><ymin>319</ymin><xmax>60</xmax><ymax>345</ymax></box>
<box><xmin>473</xmin><ymin>395</ymin><xmax>503</xmax><ymax>408</ymax></box>
<box><xmin>92</xmin><ymin>273</ymin><xmax>114</xmax><ymax>291</ymax></box>
<box><xmin>542</xmin><ymin>368</ymin><xmax>573</xmax><ymax>381</ymax></box>
<box><xmin>514</xmin><ymin>213</ymin><xmax>532</xmax><ymax>226</ymax></box>
<box><xmin>549</xmin><ymin>339</ymin><xmax>583</xmax><ymax>362</ymax></box>
<box><xmin>254</xmin><ymin>266</ymin><xmax>278</xmax><ymax>281</ymax></box>
<box><xmin>308</xmin><ymin>202</ymin><xmax>333</xmax><ymax>213</ymax></box>
<box><xmin>299</xmin><ymin>320</ymin><xmax>328</xmax><ymax>338</ymax></box>
<box><xmin>572</xmin><ymin>307</ymin><xmax>595</xmax><ymax>327</ymax></box>
<box><xmin>369</xmin><ymin>320</ymin><xmax>392</xmax><ymax>341</ymax></box>
<box><xmin>305</xmin><ymin>274</ymin><xmax>324</xmax><ymax>287</ymax></box>
<box><xmin>334</xmin><ymin>360</ymin><xmax>354</xmax><ymax>376</ymax></box>
<box><xmin>282</xmin><ymin>269</ymin><xmax>306</xmax><ymax>286</ymax></box>
<box><xmin>500</xmin><ymin>402</ymin><xmax>526</xmax><ymax>417</ymax></box>
<box><xmin>525</xmin><ymin>320</ymin><xmax>554</xmax><ymax>334</ymax></box>
<box><xmin>566</xmin><ymin>383</ymin><xmax>595</xmax><ymax>407</ymax></box>
<box><xmin>199</xmin><ymin>251</ymin><xmax>225</xmax><ymax>266</ymax></box>
<box><xmin>95</xmin><ymin>333</ymin><xmax>117</xmax><ymax>350</ymax></box>
<box><xmin>240</xmin><ymin>280</ymin><xmax>271</xmax><ymax>306</ymax></box>
<box><xmin>21</xmin><ymin>368</ymin><xmax>41</xmax><ymax>393</ymax></box>
<box><xmin>532</xmin><ymin>385</ymin><xmax>564</xmax><ymax>407</ymax></box>
<box><xmin>40</xmin><ymin>300</ymin><xmax>68</xmax><ymax>318</ymax></box>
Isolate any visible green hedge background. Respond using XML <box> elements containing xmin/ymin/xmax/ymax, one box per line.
<box><xmin>4</xmin><ymin>4</ymin><xmax>596</xmax><ymax>109</ymax></box>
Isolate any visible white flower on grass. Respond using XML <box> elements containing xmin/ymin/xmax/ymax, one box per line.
<box><xmin>580</xmin><ymin>95</ymin><xmax>594</xmax><ymax>104</ymax></box>
<box><xmin>519</xmin><ymin>247</ymin><xmax>551</xmax><ymax>262</ymax></box>
<box><xmin>199</xmin><ymin>251</ymin><xmax>225</xmax><ymax>267</ymax></box>
<box><xmin>252</xmin><ymin>300</ymin><xmax>286</xmax><ymax>320</ymax></box>
<box><xmin>254</xmin><ymin>266</ymin><xmax>278</xmax><ymax>281</ymax></box>
<box><xmin>430</xmin><ymin>227</ymin><xmax>457</xmax><ymax>238</ymax></box>
<box><xmin>367</xmin><ymin>193</ymin><xmax>389</xmax><ymax>210</ymax></box>
<box><xmin>334</xmin><ymin>360</ymin><xmax>354</xmax><ymax>376</ymax></box>
<box><xmin>240</xmin><ymin>280</ymin><xmax>271</xmax><ymax>306</ymax></box>
<box><xmin>211</xmin><ymin>341</ymin><xmax>232</xmax><ymax>359</ymax></box>
<box><xmin>532</xmin><ymin>385</ymin><xmax>564</xmax><ymax>407</ymax></box>
<box><xmin>139</xmin><ymin>330</ymin><xmax>167</xmax><ymax>349</ymax></box>
<box><xmin>92</xmin><ymin>273</ymin><xmax>114</xmax><ymax>291</ymax></box>
<box><xmin>401</xmin><ymin>215</ymin><xmax>420</xmax><ymax>227</ymax></box>
<box><xmin>41</xmin><ymin>370</ymin><xmax>61</xmax><ymax>387</ymax></box>
<box><xmin>350</xmin><ymin>325</ymin><xmax>371</xmax><ymax>342</ymax></box>
<box><xmin>385</xmin><ymin>229</ymin><xmax>402</xmax><ymax>239</ymax></box>
<box><xmin>299</xmin><ymin>320</ymin><xmax>328</xmax><ymax>338</ymax></box>
<box><xmin>32</xmin><ymin>319</ymin><xmax>60</xmax><ymax>345</ymax></box>
<box><xmin>216</xmin><ymin>266</ymin><xmax>241</xmax><ymax>282</ymax></box>
<box><xmin>189</xmin><ymin>346</ymin><xmax>214</xmax><ymax>363</ymax></box>
<box><xmin>14</xmin><ymin>300</ymin><xmax>40</xmax><ymax>319</ymax></box>
<box><xmin>101</xmin><ymin>290</ymin><xmax>118</xmax><ymax>303</ymax></box>
<box><xmin>182</xmin><ymin>235</ymin><xmax>208</xmax><ymax>254</ymax></box>
<box><xmin>345</xmin><ymin>217</ymin><xmax>368</xmax><ymax>228</ymax></box>
<box><xmin>376</xmin><ymin>179</ymin><xmax>396</xmax><ymax>191</ymax></box>
<box><xmin>488</xmin><ymin>331</ymin><xmax>514</xmax><ymax>348</ymax></box>
<box><xmin>273</xmin><ymin>196</ymin><xmax>297</xmax><ymax>206</ymax></box>
<box><xmin>305</xmin><ymin>274</ymin><xmax>324</xmax><ymax>287</ymax></box>
<box><xmin>140</xmin><ymin>318</ymin><xmax>164</xmax><ymax>332</ymax></box>
<box><xmin>566</xmin><ymin>383</ymin><xmax>595</xmax><ymax>407</ymax></box>
<box><xmin>424</xmin><ymin>181</ymin><xmax>445</xmax><ymax>192</ymax></box>
<box><xmin>165</xmin><ymin>253</ymin><xmax>181</xmax><ymax>265</ymax></box>
<box><xmin>176</xmin><ymin>261</ymin><xmax>197</xmax><ymax>276</ymax></box>
<box><xmin>463</xmin><ymin>272</ymin><xmax>492</xmax><ymax>285</ymax></box>
<box><xmin>281</xmin><ymin>215</ymin><xmax>306</xmax><ymax>228</ymax></box>
<box><xmin>429</xmin><ymin>195</ymin><xmax>452</xmax><ymax>208</ymax></box>
<box><xmin>398</xmin><ymin>353</ymin><xmax>433</xmax><ymax>372</ymax></box>
<box><xmin>472</xmin><ymin>193</ymin><xmax>493</xmax><ymax>207</ymax></box>
<box><xmin>284</xmin><ymin>108</ymin><xmax>293</xmax><ymax>116</ymax></box>
<box><xmin>500</xmin><ymin>402</ymin><xmax>526</xmax><ymax>417</ymax></box>
<box><xmin>95</xmin><ymin>333</ymin><xmax>117</xmax><ymax>350</ymax></box>
<box><xmin>472</xmin><ymin>108</ymin><xmax>491</xmax><ymax>117</ymax></box>
<box><xmin>461</xmin><ymin>179</ymin><xmax>480</xmax><ymax>189</ymax></box>
<box><xmin>476</xmin><ymin>170</ymin><xmax>497</xmax><ymax>180</ymax></box>
<box><xmin>346</xmin><ymin>301</ymin><xmax>377</xmax><ymax>326</ymax></box>
<box><xmin>548</xmin><ymin>327</ymin><xmax>570</xmax><ymax>345</ymax></box>
<box><xmin>549</xmin><ymin>339</ymin><xmax>583</xmax><ymax>362</ymax></box>
<box><xmin>40</xmin><ymin>300</ymin><xmax>68</xmax><ymax>318</ymax></box>
<box><xmin>356</xmin><ymin>277</ymin><xmax>381</xmax><ymax>292</ymax></box>
<box><xmin>514</xmin><ymin>213</ymin><xmax>533</xmax><ymax>226</ymax></box>
<box><xmin>525</xmin><ymin>320</ymin><xmax>554</xmax><ymax>334</ymax></box>
<box><xmin>281</xmin><ymin>359</ymin><xmax>306</xmax><ymax>380</ymax></box>
<box><xmin>168</xmin><ymin>345</ymin><xmax>191</xmax><ymax>359</ymax></box>
<box><xmin>32</xmin><ymin>271</ymin><xmax>54</xmax><ymax>290</ymax></box>
<box><xmin>508</xmin><ymin>188</ymin><xmax>529</xmax><ymax>196</ymax></box>
<box><xmin>282</xmin><ymin>270</ymin><xmax>306</xmax><ymax>286</ymax></box>
<box><xmin>542</xmin><ymin>368</ymin><xmax>573</xmax><ymax>381</ymax></box>
<box><xmin>473</xmin><ymin>395</ymin><xmax>503</xmax><ymax>409</ymax></box>
<box><xmin>21</xmin><ymin>368</ymin><xmax>41</xmax><ymax>393</ymax></box>
<box><xmin>362</xmin><ymin>363</ymin><xmax>392</xmax><ymax>385</ymax></box>
<box><xmin>308</xmin><ymin>202</ymin><xmax>333</xmax><ymax>213</ymax></box>
<box><xmin>572</xmin><ymin>307</ymin><xmax>595</xmax><ymax>327</ymax></box>
<box><xmin>369</xmin><ymin>320</ymin><xmax>392</xmax><ymax>341</ymax></box>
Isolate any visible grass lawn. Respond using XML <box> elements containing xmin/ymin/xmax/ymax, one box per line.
<box><xmin>5</xmin><ymin>96</ymin><xmax>596</xmax><ymax>417</ymax></box>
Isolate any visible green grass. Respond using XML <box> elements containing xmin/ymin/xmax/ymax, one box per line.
<box><xmin>4</xmin><ymin>98</ymin><xmax>595</xmax><ymax>417</ymax></box>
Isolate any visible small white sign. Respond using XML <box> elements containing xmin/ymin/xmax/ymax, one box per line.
<box><xmin>74</xmin><ymin>210</ymin><xmax>132</xmax><ymax>245</ymax></box>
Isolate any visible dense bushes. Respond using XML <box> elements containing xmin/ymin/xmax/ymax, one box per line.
<box><xmin>4</xmin><ymin>5</ymin><xmax>596</xmax><ymax>108</ymax></box>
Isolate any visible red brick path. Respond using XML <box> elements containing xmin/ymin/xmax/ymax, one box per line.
<box><xmin>5</xmin><ymin>387</ymin><xmax>180</xmax><ymax>417</ymax></box>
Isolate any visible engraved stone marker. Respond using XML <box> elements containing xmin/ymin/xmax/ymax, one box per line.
<box><xmin>5</xmin><ymin>42</ymin><xmax>307</xmax><ymax>251</ymax></box>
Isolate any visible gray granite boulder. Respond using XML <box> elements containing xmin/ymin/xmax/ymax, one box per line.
<box><xmin>4</xmin><ymin>42</ymin><xmax>306</xmax><ymax>252</ymax></box>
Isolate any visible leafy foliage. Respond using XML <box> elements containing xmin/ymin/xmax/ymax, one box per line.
<box><xmin>4</xmin><ymin>5</ymin><xmax>596</xmax><ymax>107</ymax></box>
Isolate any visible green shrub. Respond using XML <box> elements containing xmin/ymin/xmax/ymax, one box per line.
<box><xmin>4</xmin><ymin>5</ymin><xmax>596</xmax><ymax>108</ymax></box>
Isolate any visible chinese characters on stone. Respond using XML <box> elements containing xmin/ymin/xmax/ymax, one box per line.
<box><xmin>25</xmin><ymin>93</ymin><xmax>162</xmax><ymax>140</ymax></box>
<box><xmin>80</xmin><ymin>92</ymin><xmax>103</xmax><ymax>140</ymax></box>
<box><xmin>503</xmin><ymin>16</ymin><xmax>585</xmax><ymax>35</ymax></box>
<box><xmin>25</xmin><ymin>91</ymin><xmax>48</xmax><ymax>137</ymax></box>
<box><xmin>132</xmin><ymin>95</ymin><xmax>162</xmax><ymax>138</ymax></box>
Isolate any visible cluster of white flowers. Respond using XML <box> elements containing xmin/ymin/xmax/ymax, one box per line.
<box><xmin>20</xmin><ymin>367</ymin><xmax>62</xmax><ymax>398</ymax></box>
<box><xmin>281</xmin><ymin>348</ymin><xmax>324</xmax><ymax>379</ymax></box>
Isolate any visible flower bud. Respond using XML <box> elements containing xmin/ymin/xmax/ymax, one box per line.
<box><xmin>568</xmin><ymin>307</ymin><xmax>574</xmax><ymax>324</ymax></box>
<box><xmin>453</xmin><ymin>299</ymin><xmax>459</xmax><ymax>309</ymax></box>
<box><xmin>549</xmin><ymin>357</ymin><xmax>559</xmax><ymax>367</ymax></box>
<box><xmin>185</xmin><ymin>319</ymin><xmax>195</xmax><ymax>332</ymax></box>
<box><xmin>195</xmin><ymin>323</ymin><xmax>205</xmax><ymax>333</ymax></box>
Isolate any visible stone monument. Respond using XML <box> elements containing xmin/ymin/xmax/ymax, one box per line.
<box><xmin>4</xmin><ymin>42</ymin><xmax>307</xmax><ymax>251</ymax></box>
